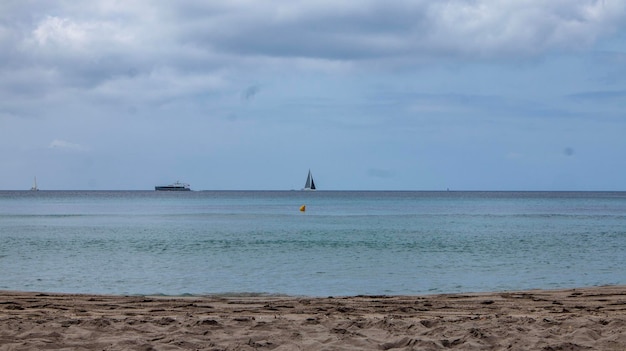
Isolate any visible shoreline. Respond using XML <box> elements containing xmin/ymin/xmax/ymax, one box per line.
<box><xmin>1</xmin><ymin>285</ymin><xmax>624</xmax><ymax>350</ymax></box>
<box><xmin>1</xmin><ymin>283</ymin><xmax>624</xmax><ymax>299</ymax></box>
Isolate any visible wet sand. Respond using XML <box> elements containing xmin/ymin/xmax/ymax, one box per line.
<box><xmin>1</xmin><ymin>285</ymin><xmax>624</xmax><ymax>350</ymax></box>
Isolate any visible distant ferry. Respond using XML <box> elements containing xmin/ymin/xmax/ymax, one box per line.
<box><xmin>155</xmin><ymin>181</ymin><xmax>191</xmax><ymax>191</ymax></box>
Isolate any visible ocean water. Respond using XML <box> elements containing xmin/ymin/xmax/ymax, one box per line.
<box><xmin>0</xmin><ymin>190</ymin><xmax>624</xmax><ymax>296</ymax></box>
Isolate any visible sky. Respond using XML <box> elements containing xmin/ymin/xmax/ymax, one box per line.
<box><xmin>1</xmin><ymin>0</ymin><xmax>626</xmax><ymax>191</ymax></box>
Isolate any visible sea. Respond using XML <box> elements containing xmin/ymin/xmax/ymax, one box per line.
<box><xmin>0</xmin><ymin>190</ymin><xmax>624</xmax><ymax>297</ymax></box>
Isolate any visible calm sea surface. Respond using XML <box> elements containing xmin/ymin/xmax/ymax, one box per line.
<box><xmin>0</xmin><ymin>191</ymin><xmax>624</xmax><ymax>296</ymax></box>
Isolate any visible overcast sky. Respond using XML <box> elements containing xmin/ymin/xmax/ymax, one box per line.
<box><xmin>1</xmin><ymin>1</ymin><xmax>625</xmax><ymax>190</ymax></box>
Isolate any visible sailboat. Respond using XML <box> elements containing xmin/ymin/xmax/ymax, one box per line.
<box><xmin>302</xmin><ymin>170</ymin><xmax>316</xmax><ymax>191</ymax></box>
<box><xmin>30</xmin><ymin>176</ymin><xmax>39</xmax><ymax>191</ymax></box>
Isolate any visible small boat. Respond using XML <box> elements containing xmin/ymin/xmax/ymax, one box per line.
<box><xmin>155</xmin><ymin>181</ymin><xmax>191</xmax><ymax>191</ymax></box>
<box><xmin>30</xmin><ymin>176</ymin><xmax>39</xmax><ymax>191</ymax></box>
<box><xmin>302</xmin><ymin>170</ymin><xmax>316</xmax><ymax>191</ymax></box>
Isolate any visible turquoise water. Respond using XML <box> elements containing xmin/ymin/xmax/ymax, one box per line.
<box><xmin>0</xmin><ymin>191</ymin><xmax>624</xmax><ymax>296</ymax></box>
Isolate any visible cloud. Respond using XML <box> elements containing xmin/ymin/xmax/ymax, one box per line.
<box><xmin>1</xmin><ymin>0</ymin><xmax>624</xmax><ymax>113</ymax></box>
<box><xmin>567</xmin><ymin>90</ymin><xmax>626</xmax><ymax>101</ymax></box>
<box><xmin>176</xmin><ymin>0</ymin><xmax>626</xmax><ymax>60</ymax></box>
<box><xmin>48</xmin><ymin>139</ymin><xmax>88</xmax><ymax>152</ymax></box>
<box><xmin>32</xmin><ymin>16</ymin><xmax>88</xmax><ymax>47</ymax></box>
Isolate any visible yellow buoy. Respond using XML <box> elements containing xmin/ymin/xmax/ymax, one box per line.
<box><xmin>299</xmin><ymin>205</ymin><xmax>306</xmax><ymax>212</ymax></box>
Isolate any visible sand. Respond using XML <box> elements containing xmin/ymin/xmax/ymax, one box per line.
<box><xmin>0</xmin><ymin>286</ymin><xmax>624</xmax><ymax>350</ymax></box>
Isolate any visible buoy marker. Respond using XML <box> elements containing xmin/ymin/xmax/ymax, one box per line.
<box><xmin>299</xmin><ymin>205</ymin><xmax>306</xmax><ymax>212</ymax></box>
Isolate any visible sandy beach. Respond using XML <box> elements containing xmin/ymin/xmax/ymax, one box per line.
<box><xmin>1</xmin><ymin>285</ymin><xmax>624</xmax><ymax>350</ymax></box>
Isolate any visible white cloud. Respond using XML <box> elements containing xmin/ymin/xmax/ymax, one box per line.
<box><xmin>28</xmin><ymin>15</ymin><xmax>135</xmax><ymax>54</ymax></box>
<box><xmin>423</xmin><ymin>0</ymin><xmax>625</xmax><ymax>57</ymax></box>
<box><xmin>33</xmin><ymin>16</ymin><xmax>87</xmax><ymax>47</ymax></box>
<box><xmin>48</xmin><ymin>139</ymin><xmax>88</xmax><ymax>152</ymax></box>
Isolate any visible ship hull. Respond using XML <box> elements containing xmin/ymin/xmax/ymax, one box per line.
<box><xmin>155</xmin><ymin>186</ymin><xmax>191</xmax><ymax>191</ymax></box>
